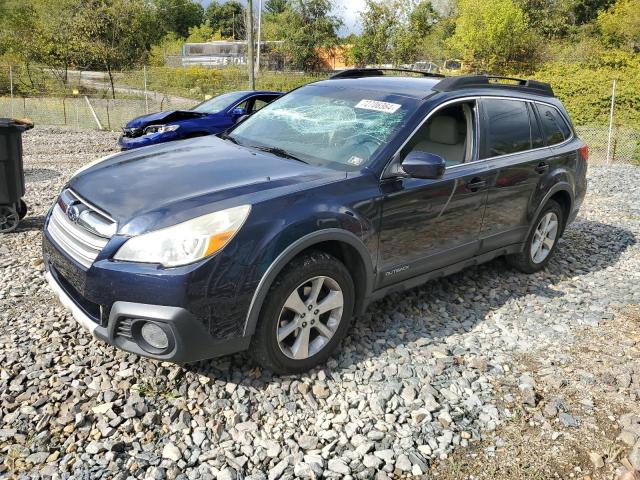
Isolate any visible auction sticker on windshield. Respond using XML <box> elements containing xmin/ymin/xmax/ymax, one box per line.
<box><xmin>355</xmin><ymin>99</ymin><xmax>401</xmax><ymax>114</ymax></box>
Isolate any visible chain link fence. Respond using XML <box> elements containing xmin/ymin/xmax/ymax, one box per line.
<box><xmin>1</xmin><ymin>64</ymin><xmax>638</xmax><ymax>165</ymax></box>
<box><xmin>577</xmin><ymin>126</ymin><xmax>640</xmax><ymax>165</ymax></box>
<box><xmin>0</xmin><ymin>95</ymin><xmax>196</xmax><ymax>131</ymax></box>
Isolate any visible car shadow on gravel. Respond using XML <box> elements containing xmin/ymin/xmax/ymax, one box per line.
<box><xmin>25</xmin><ymin>168</ymin><xmax>60</xmax><ymax>183</ymax></box>
<box><xmin>184</xmin><ymin>219</ymin><xmax>636</xmax><ymax>384</ymax></box>
<box><xmin>13</xmin><ymin>215</ymin><xmax>45</xmax><ymax>233</ymax></box>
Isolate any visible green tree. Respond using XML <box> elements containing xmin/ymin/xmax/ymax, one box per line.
<box><xmin>0</xmin><ymin>1</ymin><xmax>40</xmax><ymax>64</ymax></box>
<box><xmin>598</xmin><ymin>0</ymin><xmax>640</xmax><ymax>52</ymax></box>
<box><xmin>515</xmin><ymin>0</ymin><xmax>572</xmax><ymax>38</ymax></box>
<box><xmin>393</xmin><ymin>1</ymin><xmax>439</xmax><ymax>64</ymax></box>
<box><xmin>153</xmin><ymin>0</ymin><xmax>204</xmax><ymax>37</ymax></box>
<box><xmin>186</xmin><ymin>21</ymin><xmax>215</xmax><ymax>42</ymax></box>
<box><xmin>148</xmin><ymin>32</ymin><xmax>184</xmax><ymax>66</ymax></box>
<box><xmin>352</xmin><ymin>0</ymin><xmax>442</xmax><ymax>66</ymax></box>
<box><xmin>265</xmin><ymin>0</ymin><xmax>341</xmax><ymax>70</ymax></box>
<box><xmin>572</xmin><ymin>0</ymin><xmax>615</xmax><ymax>24</ymax></box>
<box><xmin>265</xmin><ymin>0</ymin><xmax>289</xmax><ymax>14</ymax></box>
<box><xmin>32</xmin><ymin>0</ymin><xmax>91</xmax><ymax>86</ymax></box>
<box><xmin>205</xmin><ymin>1</ymin><xmax>245</xmax><ymax>39</ymax></box>
<box><xmin>352</xmin><ymin>0</ymin><xmax>397</xmax><ymax>65</ymax></box>
<box><xmin>447</xmin><ymin>0</ymin><xmax>535</xmax><ymax>71</ymax></box>
<box><xmin>78</xmin><ymin>0</ymin><xmax>160</xmax><ymax>97</ymax></box>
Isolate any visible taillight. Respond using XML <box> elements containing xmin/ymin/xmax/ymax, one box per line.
<box><xmin>578</xmin><ymin>145</ymin><xmax>589</xmax><ymax>162</ymax></box>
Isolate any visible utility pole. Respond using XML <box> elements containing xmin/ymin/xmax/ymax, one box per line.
<box><xmin>143</xmin><ymin>65</ymin><xmax>149</xmax><ymax>114</ymax></box>
<box><xmin>247</xmin><ymin>0</ymin><xmax>255</xmax><ymax>90</ymax></box>
<box><xmin>256</xmin><ymin>0</ymin><xmax>263</xmax><ymax>74</ymax></box>
<box><xmin>9</xmin><ymin>65</ymin><xmax>14</xmax><ymax>118</ymax></box>
<box><xmin>606</xmin><ymin>79</ymin><xmax>617</xmax><ymax>165</ymax></box>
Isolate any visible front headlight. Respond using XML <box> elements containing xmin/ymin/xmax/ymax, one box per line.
<box><xmin>114</xmin><ymin>205</ymin><xmax>251</xmax><ymax>267</ymax></box>
<box><xmin>143</xmin><ymin>124</ymin><xmax>180</xmax><ymax>135</ymax></box>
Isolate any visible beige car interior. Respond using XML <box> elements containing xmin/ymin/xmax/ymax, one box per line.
<box><xmin>410</xmin><ymin>102</ymin><xmax>475</xmax><ymax>167</ymax></box>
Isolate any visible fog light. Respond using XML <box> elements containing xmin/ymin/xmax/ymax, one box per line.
<box><xmin>140</xmin><ymin>322</ymin><xmax>169</xmax><ymax>349</ymax></box>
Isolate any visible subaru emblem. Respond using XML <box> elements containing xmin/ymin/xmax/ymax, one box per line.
<box><xmin>67</xmin><ymin>205</ymin><xmax>80</xmax><ymax>223</ymax></box>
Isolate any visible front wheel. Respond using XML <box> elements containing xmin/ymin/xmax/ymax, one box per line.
<box><xmin>251</xmin><ymin>251</ymin><xmax>355</xmax><ymax>374</ymax></box>
<box><xmin>507</xmin><ymin>199</ymin><xmax>564</xmax><ymax>273</ymax></box>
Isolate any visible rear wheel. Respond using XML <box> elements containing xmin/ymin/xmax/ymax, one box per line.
<box><xmin>251</xmin><ymin>251</ymin><xmax>355</xmax><ymax>374</ymax></box>
<box><xmin>507</xmin><ymin>199</ymin><xmax>564</xmax><ymax>273</ymax></box>
<box><xmin>0</xmin><ymin>205</ymin><xmax>19</xmax><ymax>233</ymax></box>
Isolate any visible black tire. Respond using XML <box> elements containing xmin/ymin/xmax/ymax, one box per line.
<box><xmin>251</xmin><ymin>250</ymin><xmax>355</xmax><ymax>374</ymax></box>
<box><xmin>18</xmin><ymin>200</ymin><xmax>28</xmax><ymax>220</ymax></box>
<box><xmin>507</xmin><ymin>199</ymin><xmax>565</xmax><ymax>273</ymax></box>
<box><xmin>0</xmin><ymin>205</ymin><xmax>20</xmax><ymax>233</ymax></box>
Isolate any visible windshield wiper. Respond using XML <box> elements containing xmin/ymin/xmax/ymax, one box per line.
<box><xmin>249</xmin><ymin>145</ymin><xmax>308</xmax><ymax>164</ymax></box>
<box><xmin>219</xmin><ymin>132</ymin><xmax>239</xmax><ymax>145</ymax></box>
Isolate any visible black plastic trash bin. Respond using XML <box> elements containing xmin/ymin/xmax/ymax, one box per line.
<box><xmin>0</xmin><ymin>118</ymin><xmax>33</xmax><ymax>233</ymax></box>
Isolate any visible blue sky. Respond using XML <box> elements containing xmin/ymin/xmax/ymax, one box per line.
<box><xmin>198</xmin><ymin>0</ymin><xmax>366</xmax><ymax>35</ymax></box>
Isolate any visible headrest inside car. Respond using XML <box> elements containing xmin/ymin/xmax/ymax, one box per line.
<box><xmin>428</xmin><ymin>116</ymin><xmax>459</xmax><ymax>145</ymax></box>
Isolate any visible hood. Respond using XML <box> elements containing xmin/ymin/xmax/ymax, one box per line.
<box><xmin>125</xmin><ymin>110</ymin><xmax>207</xmax><ymax>129</ymax></box>
<box><xmin>69</xmin><ymin>136</ymin><xmax>342</xmax><ymax>234</ymax></box>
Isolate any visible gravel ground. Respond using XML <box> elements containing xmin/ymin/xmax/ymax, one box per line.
<box><xmin>1</xmin><ymin>127</ymin><xmax>639</xmax><ymax>479</ymax></box>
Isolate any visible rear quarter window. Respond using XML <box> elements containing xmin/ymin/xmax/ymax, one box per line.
<box><xmin>536</xmin><ymin>104</ymin><xmax>572</xmax><ymax>145</ymax></box>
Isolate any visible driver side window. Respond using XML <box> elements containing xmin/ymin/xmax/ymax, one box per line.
<box><xmin>403</xmin><ymin>101</ymin><xmax>477</xmax><ymax>168</ymax></box>
<box><xmin>235</xmin><ymin>99</ymin><xmax>250</xmax><ymax>112</ymax></box>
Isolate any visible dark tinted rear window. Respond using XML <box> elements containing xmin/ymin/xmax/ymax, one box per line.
<box><xmin>536</xmin><ymin>104</ymin><xmax>572</xmax><ymax>145</ymax></box>
<box><xmin>482</xmin><ymin>99</ymin><xmax>532</xmax><ymax>158</ymax></box>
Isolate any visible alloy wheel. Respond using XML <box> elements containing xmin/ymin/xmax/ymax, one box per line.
<box><xmin>276</xmin><ymin>275</ymin><xmax>344</xmax><ymax>360</ymax></box>
<box><xmin>530</xmin><ymin>211</ymin><xmax>559</xmax><ymax>264</ymax></box>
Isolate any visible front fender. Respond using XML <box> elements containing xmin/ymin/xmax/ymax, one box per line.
<box><xmin>241</xmin><ymin>227</ymin><xmax>375</xmax><ymax>337</ymax></box>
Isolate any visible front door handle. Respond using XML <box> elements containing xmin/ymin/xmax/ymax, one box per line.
<box><xmin>535</xmin><ymin>162</ymin><xmax>549</xmax><ymax>174</ymax></box>
<box><xmin>466</xmin><ymin>177</ymin><xmax>487</xmax><ymax>192</ymax></box>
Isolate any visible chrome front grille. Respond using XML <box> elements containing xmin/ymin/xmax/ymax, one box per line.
<box><xmin>47</xmin><ymin>190</ymin><xmax>116</xmax><ymax>268</ymax></box>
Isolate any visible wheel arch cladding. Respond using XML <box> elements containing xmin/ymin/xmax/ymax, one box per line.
<box><xmin>549</xmin><ymin>189</ymin><xmax>572</xmax><ymax>229</ymax></box>
<box><xmin>528</xmin><ymin>183</ymin><xmax>574</xmax><ymax>239</ymax></box>
<box><xmin>242</xmin><ymin>229</ymin><xmax>374</xmax><ymax>337</ymax></box>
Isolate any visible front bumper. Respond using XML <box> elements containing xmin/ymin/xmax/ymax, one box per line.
<box><xmin>42</xmin><ymin>229</ymin><xmax>252</xmax><ymax>363</ymax></box>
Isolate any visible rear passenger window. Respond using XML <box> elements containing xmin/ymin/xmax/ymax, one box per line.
<box><xmin>482</xmin><ymin>99</ymin><xmax>532</xmax><ymax>158</ymax></box>
<box><xmin>536</xmin><ymin>104</ymin><xmax>571</xmax><ymax>145</ymax></box>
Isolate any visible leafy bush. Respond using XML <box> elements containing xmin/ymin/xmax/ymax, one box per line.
<box><xmin>529</xmin><ymin>57</ymin><xmax>640</xmax><ymax>130</ymax></box>
<box><xmin>122</xmin><ymin>66</ymin><xmax>326</xmax><ymax>98</ymax></box>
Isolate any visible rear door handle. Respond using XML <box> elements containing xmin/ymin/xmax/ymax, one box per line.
<box><xmin>535</xmin><ymin>162</ymin><xmax>549</xmax><ymax>174</ymax></box>
<box><xmin>466</xmin><ymin>177</ymin><xmax>487</xmax><ymax>192</ymax></box>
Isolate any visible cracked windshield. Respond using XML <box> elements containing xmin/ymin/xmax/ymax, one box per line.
<box><xmin>228</xmin><ymin>85</ymin><xmax>420</xmax><ymax>170</ymax></box>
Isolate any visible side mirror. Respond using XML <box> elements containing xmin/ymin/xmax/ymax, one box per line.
<box><xmin>401</xmin><ymin>151</ymin><xmax>446</xmax><ymax>179</ymax></box>
<box><xmin>232</xmin><ymin>107</ymin><xmax>247</xmax><ymax>117</ymax></box>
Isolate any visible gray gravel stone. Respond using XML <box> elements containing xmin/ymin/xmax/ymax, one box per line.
<box><xmin>2</xmin><ymin>129</ymin><xmax>640</xmax><ymax>479</ymax></box>
<box><xmin>163</xmin><ymin>443</ymin><xmax>182</xmax><ymax>462</ymax></box>
<box><xmin>327</xmin><ymin>458</ymin><xmax>350</xmax><ymax>474</ymax></box>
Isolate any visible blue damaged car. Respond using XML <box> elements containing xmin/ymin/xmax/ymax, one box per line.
<box><xmin>44</xmin><ymin>70</ymin><xmax>587</xmax><ymax>374</ymax></box>
<box><xmin>118</xmin><ymin>90</ymin><xmax>281</xmax><ymax>150</ymax></box>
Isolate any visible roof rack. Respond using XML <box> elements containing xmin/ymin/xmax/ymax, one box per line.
<box><xmin>433</xmin><ymin>75</ymin><xmax>554</xmax><ymax>96</ymax></box>
<box><xmin>330</xmin><ymin>68</ymin><xmax>446</xmax><ymax>79</ymax></box>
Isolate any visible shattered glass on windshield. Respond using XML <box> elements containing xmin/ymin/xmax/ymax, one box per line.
<box><xmin>229</xmin><ymin>86</ymin><xmax>420</xmax><ymax>171</ymax></box>
<box><xmin>260</xmin><ymin>103</ymin><xmax>403</xmax><ymax>143</ymax></box>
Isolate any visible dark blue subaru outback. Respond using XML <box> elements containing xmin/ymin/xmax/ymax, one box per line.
<box><xmin>43</xmin><ymin>70</ymin><xmax>588</xmax><ymax>373</ymax></box>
